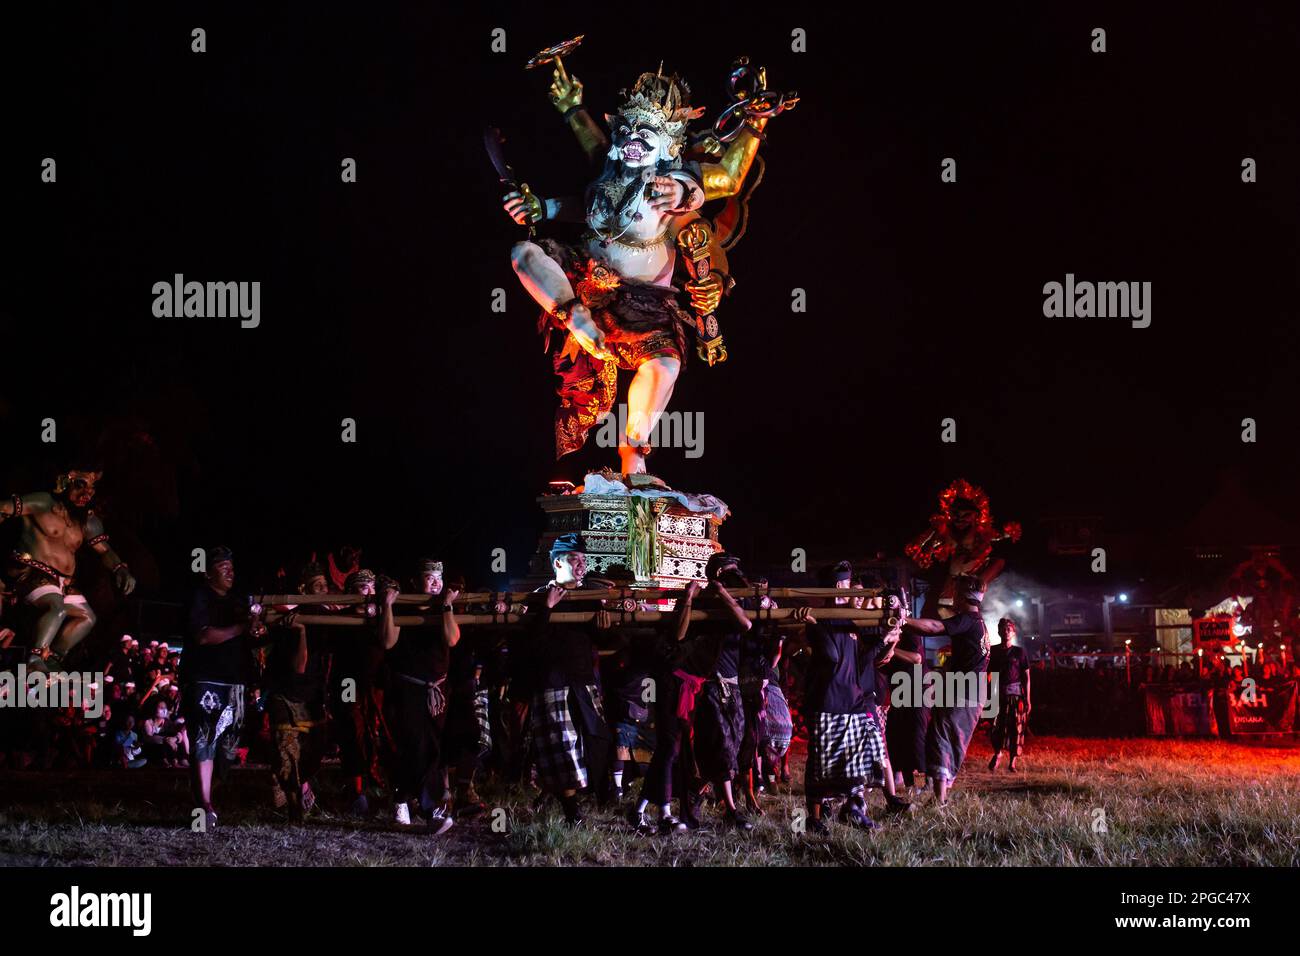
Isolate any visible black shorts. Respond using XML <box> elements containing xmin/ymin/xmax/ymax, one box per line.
<box><xmin>183</xmin><ymin>681</ymin><xmax>246</xmax><ymax>764</ymax></box>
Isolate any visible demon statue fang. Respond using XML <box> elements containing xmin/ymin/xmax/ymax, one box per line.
<box><xmin>501</xmin><ymin>42</ymin><xmax>796</xmax><ymax>475</ymax></box>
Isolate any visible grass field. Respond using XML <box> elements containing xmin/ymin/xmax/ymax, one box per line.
<box><xmin>2</xmin><ymin>735</ymin><xmax>1298</xmax><ymax>866</ymax></box>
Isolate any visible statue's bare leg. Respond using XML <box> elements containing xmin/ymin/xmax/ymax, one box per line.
<box><xmin>510</xmin><ymin>240</ymin><xmax>572</xmax><ymax>311</ymax></box>
<box><xmin>511</xmin><ymin>241</ymin><xmax>605</xmax><ymax>353</ymax></box>
<box><xmin>622</xmin><ymin>356</ymin><xmax>681</xmax><ymax>474</ymax></box>
<box><xmin>28</xmin><ymin>592</ymin><xmax>70</xmax><ymax>671</ymax></box>
<box><xmin>53</xmin><ymin>598</ymin><xmax>96</xmax><ymax>658</ymax></box>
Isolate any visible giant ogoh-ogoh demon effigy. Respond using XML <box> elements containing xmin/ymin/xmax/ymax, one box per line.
<box><xmin>496</xmin><ymin>35</ymin><xmax>797</xmax><ymax>476</ymax></box>
<box><xmin>906</xmin><ymin>479</ymin><xmax>1022</xmax><ymax>618</ymax></box>
<box><xmin>490</xmin><ymin>36</ymin><xmax>797</xmax><ymax>586</ymax></box>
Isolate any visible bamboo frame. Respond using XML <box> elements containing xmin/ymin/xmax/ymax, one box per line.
<box><xmin>252</xmin><ymin>586</ymin><xmax>890</xmax><ymax>606</ymax></box>
<box><xmin>267</xmin><ymin>605</ymin><xmax>890</xmax><ymax>627</ymax></box>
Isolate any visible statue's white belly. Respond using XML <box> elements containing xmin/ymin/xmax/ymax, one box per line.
<box><xmin>586</xmin><ymin>233</ymin><xmax>674</xmax><ymax>286</ymax></box>
<box><xmin>586</xmin><ymin>196</ymin><xmax>677</xmax><ymax>286</ymax></box>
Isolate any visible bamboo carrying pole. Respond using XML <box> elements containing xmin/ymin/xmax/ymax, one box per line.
<box><xmin>268</xmin><ymin>606</ymin><xmax>890</xmax><ymax>627</ymax></box>
<box><xmin>252</xmin><ymin>586</ymin><xmax>892</xmax><ymax>606</ymax></box>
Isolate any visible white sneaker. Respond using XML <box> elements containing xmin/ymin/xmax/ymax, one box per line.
<box><xmin>393</xmin><ymin>801</ymin><xmax>412</xmax><ymax>826</ymax></box>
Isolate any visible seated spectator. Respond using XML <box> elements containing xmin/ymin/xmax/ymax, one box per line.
<box><xmin>140</xmin><ymin>697</ymin><xmax>188</xmax><ymax>767</ymax></box>
<box><xmin>114</xmin><ymin>715</ymin><xmax>148</xmax><ymax>769</ymax></box>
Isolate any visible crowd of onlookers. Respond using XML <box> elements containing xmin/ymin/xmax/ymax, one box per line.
<box><xmin>0</xmin><ymin>633</ymin><xmax>196</xmax><ymax>771</ymax></box>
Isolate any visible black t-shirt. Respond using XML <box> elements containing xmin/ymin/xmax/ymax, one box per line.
<box><xmin>447</xmin><ymin>632</ymin><xmax>481</xmax><ymax>692</ymax></box>
<box><xmin>265</xmin><ymin>624</ymin><xmax>329</xmax><ymax>705</ymax></box>
<box><xmin>525</xmin><ymin>588</ymin><xmax>600</xmax><ymax>690</ymax></box>
<box><xmin>881</xmin><ymin>628</ymin><xmax>925</xmax><ymax>708</ymax></box>
<box><xmin>715</xmin><ymin>628</ymin><xmax>741</xmax><ymax>679</ymax></box>
<box><xmin>943</xmin><ymin>612</ymin><xmax>990</xmax><ymax>674</ymax></box>
<box><xmin>805</xmin><ymin>621</ymin><xmax>882</xmax><ymax>715</ymax></box>
<box><xmin>386</xmin><ymin>620</ymin><xmax>451</xmax><ymax>684</ymax></box>
<box><xmin>992</xmin><ymin>643</ymin><xmax>1029</xmax><ymax>691</ymax></box>
<box><xmin>739</xmin><ymin>630</ymin><xmax>776</xmax><ymax>697</ymax></box>
<box><xmin>327</xmin><ymin>615</ymin><xmax>386</xmax><ymax>693</ymax></box>
<box><xmin>681</xmin><ymin>597</ymin><xmax>746</xmax><ymax>679</ymax></box>
<box><xmin>182</xmin><ymin>584</ymin><xmax>250</xmax><ymax>685</ymax></box>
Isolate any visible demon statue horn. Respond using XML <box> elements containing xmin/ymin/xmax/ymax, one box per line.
<box><xmin>501</xmin><ymin>36</ymin><xmax>797</xmax><ymax>475</ymax></box>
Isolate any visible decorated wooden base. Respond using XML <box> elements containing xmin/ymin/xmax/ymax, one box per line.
<box><xmin>526</xmin><ymin>472</ymin><xmax>728</xmax><ymax>589</ymax></box>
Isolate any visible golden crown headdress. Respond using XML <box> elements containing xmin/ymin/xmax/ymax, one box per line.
<box><xmin>616</xmin><ymin>68</ymin><xmax>706</xmax><ymax>147</ymax></box>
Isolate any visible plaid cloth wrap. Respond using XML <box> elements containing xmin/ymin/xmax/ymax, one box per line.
<box><xmin>473</xmin><ymin>687</ymin><xmax>492</xmax><ymax>757</ymax></box>
<box><xmin>807</xmin><ymin>711</ymin><xmax>886</xmax><ymax>788</ymax></box>
<box><xmin>990</xmin><ymin>693</ymin><xmax>1027</xmax><ymax>758</ymax></box>
<box><xmin>531</xmin><ymin>685</ymin><xmax>601</xmax><ymax>791</ymax></box>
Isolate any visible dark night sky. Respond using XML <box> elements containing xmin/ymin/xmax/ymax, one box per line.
<box><xmin>5</xmin><ymin>3</ymin><xmax>1300</xmax><ymax>595</ymax></box>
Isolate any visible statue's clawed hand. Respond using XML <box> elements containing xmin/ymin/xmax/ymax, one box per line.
<box><xmin>549</xmin><ymin>64</ymin><xmax>583</xmax><ymax>113</ymax></box>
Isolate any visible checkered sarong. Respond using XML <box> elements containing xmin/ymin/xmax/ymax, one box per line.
<box><xmin>531</xmin><ymin>687</ymin><xmax>587</xmax><ymax>791</ymax></box>
<box><xmin>473</xmin><ymin>687</ymin><xmax>492</xmax><ymax>758</ymax></box>
<box><xmin>807</xmin><ymin>711</ymin><xmax>885</xmax><ymax>788</ymax></box>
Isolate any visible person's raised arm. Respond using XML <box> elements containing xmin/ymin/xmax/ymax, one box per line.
<box><xmin>674</xmin><ymin>579</ymin><xmax>700</xmax><ymax>643</ymax></box>
<box><xmin>904</xmin><ymin>616</ymin><xmax>947</xmax><ymax>636</ymax></box>
<box><xmin>877</xmin><ymin>630</ymin><xmax>901</xmax><ymax>666</ymax></box>
<box><xmin>770</xmin><ymin>634</ymin><xmax>786</xmax><ymax>671</ymax></box>
<box><xmin>707</xmin><ymin>580</ymin><xmax>752</xmax><ymax>632</ymax></box>
<box><xmin>138</xmin><ymin>675</ymin><xmax>161</xmax><ymax>706</ymax></box>
<box><xmin>378</xmin><ymin>585</ymin><xmax>400</xmax><ymax>650</ymax></box>
<box><xmin>440</xmin><ymin>586</ymin><xmax>462</xmax><ymax>649</ymax></box>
